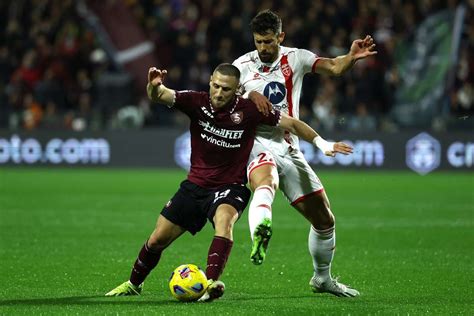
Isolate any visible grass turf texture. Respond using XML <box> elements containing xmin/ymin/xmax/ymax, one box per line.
<box><xmin>0</xmin><ymin>168</ymin><xmax>472</xmax><ymax>315</ymax></box>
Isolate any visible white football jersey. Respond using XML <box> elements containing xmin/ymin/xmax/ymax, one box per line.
<box><xmin>233</xmin><ymin>46</ymin><xmax>319</xmax><ymax>155</ymax></box>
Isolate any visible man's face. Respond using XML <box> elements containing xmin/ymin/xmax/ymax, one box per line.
<box><xmin>209</xmin><ymin>72</ymin><xmax>239</xmax><ymax>109</ymax></box>
<box><xmin>253</xmin><ymin>31</ymin><xmax>285</xmax><ymax>63</ymax></box>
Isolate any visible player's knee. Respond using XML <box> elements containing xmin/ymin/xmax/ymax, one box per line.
<box><xmin>215</xmin><ymin>220</ymin><xmax>234</xmax><ymax>236</ymax></box>
<box><xmin>263</xmin><ymin>174</ymin><xmax>278</xmax><ymax>191</ymax></box>
<box><xmin>214</xmin><ymin>216</ymin><xmax>235</xmax><ymax>237</ymax></box>
<box><xmin>312</xmin><ymin>207</ymin><xmax>335</xmax><ymax>230</ymax></box>
<box><xmin>251</xmin><ymin>170</ymin><xmax>278</xmax><ymax>191</ymax></box>
<box><xmin>147</xmin><ymin>233</ymin><xmax>172</xmax><ymax>251</ymax></box>
<box><xmin>324</xmin><ymin>211</ymin><xmax>335</xmax><ymax>228</ymax></box>
<box><xmin>213</xmin><ymin>209</ymin><xmax>237</xmax><ymax>235</ymax></box>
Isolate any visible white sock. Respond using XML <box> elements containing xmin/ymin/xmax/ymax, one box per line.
<box><xmin>308</xmin><ymin>225</ymin><xmax>335</xmax><ymax>281</ymax></box>
<box><xmin>248</xmin><ymin>185</ymin><xmax>274</xmax><ymax>240</ymax></box>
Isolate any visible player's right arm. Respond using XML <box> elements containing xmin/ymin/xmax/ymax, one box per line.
<box><xmin>278</xmin><ymin>113</ymin><xmax>353</xmax><ymax>157</ymax></box>
<box><xmin>146</xmin><ymin>67</ymin><xmax>175</xmax><ymax>106</ymax></box>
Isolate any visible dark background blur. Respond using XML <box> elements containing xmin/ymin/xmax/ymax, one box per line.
<box><xmin>0</xmin><ymin>0</ymin><xmax>472</xmax><ymax>133</ymax></box>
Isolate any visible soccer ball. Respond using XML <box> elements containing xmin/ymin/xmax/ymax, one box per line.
<box><xmin>169</xmin><ymin>264</ymin><xmax>208</xmax><ymax>302</ymax></box>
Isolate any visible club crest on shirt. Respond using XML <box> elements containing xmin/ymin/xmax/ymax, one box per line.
<box><xmin>230</xmin><ymin>111</ymin><xmax>243</xmax><ymax>124</ymax></box>
<box><xmin>281</xmin><ymin>63</ymin><xmax>292</xmax><ymax>77</ymax></box>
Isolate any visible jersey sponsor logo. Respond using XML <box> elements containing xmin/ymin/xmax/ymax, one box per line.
<box><xmin>200</xmin><ymin>133</ymin><xmax>241</xmax><ymax>148</ymax></box>
<box><xmin>230</xmin><ymin>111</ymin><xmax>243</xmax><ymax>124</ymax></box>
<box><xmin>201</xmin><ymin>106</ymin><xmax>214</xmax><ymax>118</ymax></box>
<box><xmin>263</xmin><ymin>82</ymin><xmax>286</xmax><ymax>105</ymax></box>
<box><xmin>406</xmin><ymin>132</ymin><xmax>441</xmax><ymax>175</ymax></box>
<box><xmin>198</xmin><ymin>120</ymin><xmax>244</xmax><ymax>139</ymax></box>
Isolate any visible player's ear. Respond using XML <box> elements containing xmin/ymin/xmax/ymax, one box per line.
<box><xmin>209</xmin><ymin>75</ymin><xmax>213</xmax><ymax>87</ymax></box>
<box><xmin>277</xmin><ymin>32</ymin><xmax>285</xmax><ymax>44</ymax></box>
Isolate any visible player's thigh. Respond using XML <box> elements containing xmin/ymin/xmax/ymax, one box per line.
<box><xmin>149</xmin><ymin>214</ymin><xmax>186</xmax><ymax>249</ymax></box>
<box><xmin>247</xmin><ymin>150</ymin><xmax>278</xmax><ymax>190</ymax></box>
<box><xmin>161</xmin><ymin>180</ymin><xmax>208</xmax><ymax>235</ymax></box>
<box><xmin>278</xmin><ymin>151</ymin><xmax>324</xmax><ymax>205</ymax></box>
<box><xmin>213</xmin><ymin>203</ymin><xmax>239</xmax><ymax>228</ymax></box>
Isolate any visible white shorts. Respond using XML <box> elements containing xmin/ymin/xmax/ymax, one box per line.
<box><xmin>247</xmin><ymin>148</ymin><xmax>324</xmax><ymax>204</ymax></box>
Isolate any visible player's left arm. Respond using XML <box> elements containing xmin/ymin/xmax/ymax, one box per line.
<box><xmin>313</xmin><ymin>35</ymin><xmax>377</xmax><ymax>76</ymax></box>
<box><xmin>278</xmin><ymin>113</ymin><xmax>353</xmax><ymax>157</ymax></box>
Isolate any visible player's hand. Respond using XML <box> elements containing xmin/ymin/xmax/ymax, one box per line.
<box><xmin>325</xmin><ymin>142</ymin><xmax>353</xmax><ymax>157</ymax></box>
<box><xmin>148</xmin><ymin>67</ymin><xmax>167</xmax><ymax>87</ymax></box>
<box><xmin>349</xmin><ymin>35</ymin><xmax>377</xmax><ymax>61</ymax></box>
<box><xmin>249</xmin><ymin>91</ymin><xmax>273</xmax><ymax>116</ymax></box>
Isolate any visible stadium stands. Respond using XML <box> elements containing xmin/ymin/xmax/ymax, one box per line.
<box><xmin>0</xmin><ymin>0</ymin><xmax>472</xmax><ymax>131</ymax></box>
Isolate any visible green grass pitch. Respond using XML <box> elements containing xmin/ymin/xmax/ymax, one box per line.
<box><xmin>0</xmin><ymin>168</ymin><xmax>472</xmax><ymax>315</ymax></box>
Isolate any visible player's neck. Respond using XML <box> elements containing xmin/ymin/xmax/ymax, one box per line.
<box><xmin>211</xmin><ymin>96</ymin><xmax>237</xmax><ymax>112</ymax></box>
<box><xmin>260</xmin><ymin>47</ymin><xmax>280</xmax><ymax>65</ymax></box>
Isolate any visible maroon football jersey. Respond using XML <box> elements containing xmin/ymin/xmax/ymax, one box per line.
<box><xmin>174</xmin><ymin>90</ymin><xmax>281</xmax><ymax>188</ymax></box>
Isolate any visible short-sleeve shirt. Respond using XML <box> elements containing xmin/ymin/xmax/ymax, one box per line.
<box><xmin>233</xmin><ymin>46</ymin><xmax>319</xmax><ymax>156</ymax></box>
<box><xmin>173</xmin><ymin>90</ymin><xmax>281</xmax><ymax>188</ymax></box>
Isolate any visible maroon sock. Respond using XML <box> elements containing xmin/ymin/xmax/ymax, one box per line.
<box><xmin>206</xmin><ymin>236</ymin><xmax>233</xmax><ymax>281</ymax></box>
<box><xmin>129</xmin><ymin>242</ymin><xmax>162</xmax><ymax>286</ymax></box>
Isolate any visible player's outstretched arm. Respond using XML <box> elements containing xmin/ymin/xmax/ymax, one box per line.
<box><xmin>146</xmin><ymin>67</ymin><xmax>176</xmax><ymax>106</ymax></box>
<box><xmin>278</xmin><ymin>113</ymin><xmax>353</xmax><ymax>157</ymax></box>
<box><xmin>314</xmin><ymin>35</ymin><xmax>377</xmax><ymax>76</ymax></box>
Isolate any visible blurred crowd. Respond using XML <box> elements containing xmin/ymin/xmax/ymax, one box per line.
<box><xmin>0</xmin><ymin>0</ymin><xmax>104</xmax><ymax>130</ymax></box>
<box><xmin>0</xmin><ymin>0</ymin><xmax>472</xmax><ymax>132</ymax></box>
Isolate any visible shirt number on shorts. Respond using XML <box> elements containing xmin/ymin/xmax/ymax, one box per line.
<box><xmin>213</xmin><ymin>189</ymin><xmax>230</xmax><ymax>203</ymax></box>
<box><xmin>248</xmin><ymin>152</ymin><xmax>273</xmax><ymax>170</ymax></box>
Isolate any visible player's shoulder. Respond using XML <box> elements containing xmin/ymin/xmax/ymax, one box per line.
<box><xmin>280</xmin><ymin>46</ymin><xmax>298</xmax><ymax>55</ymax></box>
<box><xmin>236</xmin><ymin>96</ymin><xmax>255</xmax><ymax>108</ymax></box>
<box><xmin>175</xmin><ymin>90</ymin><xmax>209</xmax><ymax>108</ymax></box>
<box><xmin>177</xmin><ymin>90</ymin><xmax>208</xmax><ymax>100</ymax></box>
<box><xmin>281</xmin><ymin>46</ymin><xmax>318</xmax><ymax>72</ymax></box>
<box><xmin>233</xmin><ymin>51</ymin><xmax>259</xmax><ymax>66</ymax></box>
<box><xmin>177</xmin><ymin>90</ymin><xmax>207</xmax><ymax>97</ymax></box>
<box><xmin>281</xmin><ymin>46</ymin><xmax>314</xmax><ymax>59</ymax></box>
<box><xmin>236</xmin><ymin>96</ymin><xmax>259</xmax><ymax>115</ymax></box>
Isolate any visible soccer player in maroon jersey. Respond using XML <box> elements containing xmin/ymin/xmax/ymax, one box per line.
<box><xmin>105</xmin><ymin>63</ymin><xmax>352</xmax><ymax>301</ymax></box>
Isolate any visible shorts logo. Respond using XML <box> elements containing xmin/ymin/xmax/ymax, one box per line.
<box><xmin>406</xmin><ymin>132</ymin><xmax>441</xmax><ymax>175</ymax></box>
<box><xmin>263</xmin><ymin>82</ymin><xmax>286</xmax><ymax>105</ymax></box>
<box><xmin>230</xmin><ymin>111</ymin><xmax>243</xmax><ymax>124</ymax></box>
<box><xmin>165</xmin><ymin>200</ymin><xmax>172</xmax><ymax>208</ymax></box>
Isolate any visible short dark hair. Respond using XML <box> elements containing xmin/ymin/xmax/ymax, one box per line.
<box><xmin>214</xmin><ymin>63</ymin><xmax>240</xmax><ymax>80</ymax></box>
<box><xmin>250</xmin><ymin>10</ymin><xmax>282</xmax><ymax>35</ymax></box>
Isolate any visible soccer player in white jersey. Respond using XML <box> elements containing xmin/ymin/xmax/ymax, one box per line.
<box><xmin>233</xmin><ymin>10</ymin><xmax>377</xmax><ymax>297</ymax></box>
